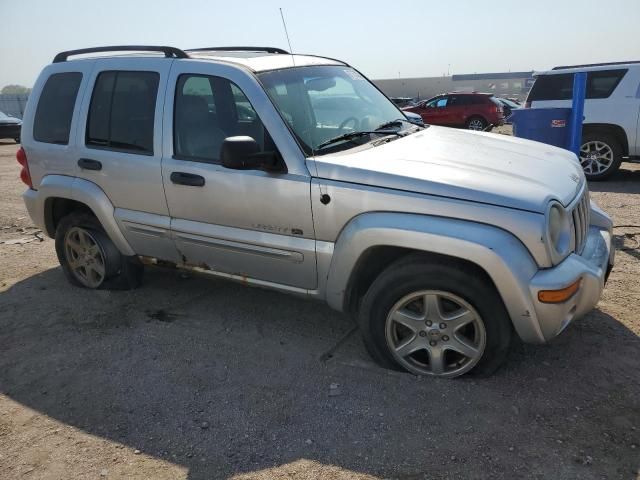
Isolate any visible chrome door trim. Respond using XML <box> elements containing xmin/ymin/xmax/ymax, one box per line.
<box><xmin>173</xmin><ymin>230</ymin><xmax>304</xmax><ymax>263</ymax></box>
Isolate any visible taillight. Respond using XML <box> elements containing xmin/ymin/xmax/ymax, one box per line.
<box><xmin>16</xmin><ymin>147</ymin><xmax>33</xmax><ymax>188</ymax></box>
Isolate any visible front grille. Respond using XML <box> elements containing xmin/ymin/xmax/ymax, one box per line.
<box><xmin>571</xmin><ymin>189</ymin><xmax>590</xmax><ymax>254</ymax></box>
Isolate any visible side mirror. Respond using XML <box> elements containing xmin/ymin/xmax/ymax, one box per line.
<box><xmin>220</xmin><ymin>136</ymin><xmax>262</xmax><ymax>170</ymax></box>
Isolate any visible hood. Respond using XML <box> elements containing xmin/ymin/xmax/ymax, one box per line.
<box><xmin>0</xmin><ymin>116</ymin><xmax>21</xmax><ymax>125</ymax></box>
<box><xmin>310</xmin><ymin>126</ymin><xmax>585</xmax><ymax>213</ymax></box>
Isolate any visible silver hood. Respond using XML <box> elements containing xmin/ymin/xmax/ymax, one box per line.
<box><xmin>310</xmin><ymin>126</ymin><xmax>585</xmax><ymax>213</ymax></box>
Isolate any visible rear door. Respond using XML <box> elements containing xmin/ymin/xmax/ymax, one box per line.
<box><xmin>75</xmin><ymin>58</ymin><xmax>180</xmax><ymax>262</ymax></box>
<box><xmin>445</xmin><ymin>94</ymin><xmax>467</xmax><ymax>126</ymax></box>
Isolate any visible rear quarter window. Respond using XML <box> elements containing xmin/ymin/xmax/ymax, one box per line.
<box><xmin>33</xmin><ymin>72</ymin><xmax>82</xmax><ymax>144</ymax></box>
<box><xmin>527</xmin><ymin>73</ymin><xmax>574</xmax><ymax>101</ymax></box>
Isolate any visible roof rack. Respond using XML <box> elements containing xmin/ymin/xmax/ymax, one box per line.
<box><xmin>186</xmin><ymin>46</ymin><xmax>289</xmax><ymax>54</ymax></box>
<box><xmin>552</xmin><ymin>60</ymin><xmax>640</xmax><ymax>70</ymax></box>
<box><xmin>53</xmin><ymin>45</ymin><xmax>189</xmax><ymax>63</ymax></box>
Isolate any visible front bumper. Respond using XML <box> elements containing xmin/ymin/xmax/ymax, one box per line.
<box><xmin>529</xmin><ymin>226</ymin><xmax>614</xmax><ymax>341</ymax></box>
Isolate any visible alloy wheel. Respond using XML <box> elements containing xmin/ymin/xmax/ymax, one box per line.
<box><xmin>64</xmin><ymin>227</ymin><xmax>106</xmax><ymax>288</ymax></box>
<box><xmin>385</xmin><ymin>290</ymin><xmax>486</xmax><ymax>377</ymax></box>
<box><xmin>467</xmin><ymin>119</ymin><xmax>485</xmax><ymax>131</ymax></box>
<box><xmin>580</xmin><ymin>140</ymin><xmax>614</xmax><ymax>175</ymax></box>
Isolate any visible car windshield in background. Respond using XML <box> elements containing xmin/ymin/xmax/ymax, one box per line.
<box><xmin>258</xmin><ymin>66</ymin><xmax>409</xmax><ymax>154</ymax></box>
<box><xmin>500</xmin><ymin>98</ymin><xmax>520</xmax><ymax>108</ymax></box>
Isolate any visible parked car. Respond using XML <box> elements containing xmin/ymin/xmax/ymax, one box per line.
<box><xmin>495</xmin><ymin>97</ymin><xmax>521</xmax><ymax>120</ymax></box>
<box><xmin>390</xmin><ymin>97</ymin><xmax>417</xmax><ymax>108</ymax></box>
<box><xmin>526</xmin><ymin>61</ymin><xmax>640</xmax><ymax>180</ymax></box>
<box><xmin>0</xmin><ymin>111</ymin><xmax>22</xmax><ymax>143</ymax></box>
<box><xmin>19</xmin><ymin>45</ymin><xmax>614</xmax><ymax>378</ymax></box>
<box><xmin>402</xmin><ymin>92</ymin><xmax>505</xmax><ymax>131</ymax></box>
<box><xmin>403</xmin><ymin>110</ymin><xmax>425</xmax><ymax>126</ymax></box>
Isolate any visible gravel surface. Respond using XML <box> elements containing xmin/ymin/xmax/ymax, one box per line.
<box><xmin>0</xmin><ymin>138</ymin><xmax>638</xmax><ymax>480</ymax></box>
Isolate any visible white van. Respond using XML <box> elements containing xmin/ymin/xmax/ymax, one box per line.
<box><xmin>527</xmin><ymin>61</ymin><xmax>640</xmax><ymax>180</ymax></box>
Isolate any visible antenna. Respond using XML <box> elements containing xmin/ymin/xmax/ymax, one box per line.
<box><xmin>279</xmin><ymin>8</ymin><xmax>295</xmax><ymax>66</ymax></box>
<box><xmin>278</xmin><ymin>8</ymin><xmax>328</xmax><ymax>204</ymax></box>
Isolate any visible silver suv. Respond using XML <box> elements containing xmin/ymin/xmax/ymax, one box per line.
<box><xmin>19</xmin><ymin>46</ymin><xmax>615</xmax><ymax>378</ymax></box>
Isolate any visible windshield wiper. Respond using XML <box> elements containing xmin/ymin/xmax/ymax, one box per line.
<box><xmin>375</xmin><ymin>118</ymin><xmax>415</xmax><ymax>130</ymax></box>
<box><xmin>316</xmin><ymin>130</ymin><xmax>401</xmax><ymax>150</ymax></box>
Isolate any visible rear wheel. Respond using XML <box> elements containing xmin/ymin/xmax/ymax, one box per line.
<box><xmin>579</xmin><ymin>132</ymin><xmax>622</xmax><ymax>180</ymax></box>
<box><xmin>55</xmin><ymin>211</ymin><xmax>143</xmax><ymax>290</ymax></box>
<box><xmin>358</xmin><ymin>255</ymin><xmax>512</xmax><ymax>378</ymax></box>
<box><xmin>466</xmin><ymin>116</ymin><xmax>488</xmax><ymax>131</ymax></box>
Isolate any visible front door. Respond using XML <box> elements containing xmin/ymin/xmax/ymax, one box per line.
<box><xmin>161</xmin><ymin>62</ymin><xmax>317</xmax><ymax>290</ymax></box>
<box><xmin>419</xmin><ymin>96</ymin><xmax>450</xmax><ymax>125</ymax></box>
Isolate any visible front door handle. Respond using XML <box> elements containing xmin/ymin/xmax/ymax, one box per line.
<box><xmin>78</xmin><ymin>158</ymin><xmax>102</xmax><ymax>171</ymax></box>
<box><xmin>170</xmin><ymin>172</ymin><xmax>205</xmax><ymax>187</ymax></box>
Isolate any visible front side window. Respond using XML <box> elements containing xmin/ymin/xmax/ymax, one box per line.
<box><xmin>424</xmin><ymin>96</ymin><xmax>446</xmax><ymax>108</ymax></box>
<box><xmin>173</xmin><ymin>74</ymin><xmax>275</xmax><ymax>163</ymax></box>
<box><xmin>33</xmin><ymin>72</ymin><xmax>82</xmax><ymax>144</ymax></box>
<box><xmin>86</xmin><ymin>71</ymin><xmax>159</xmax><ymax>154</ymax></box>
<box><xmin>258</xmin><ymin>66</ymin><xmax>408</xmax><ymax>154</ymax></box>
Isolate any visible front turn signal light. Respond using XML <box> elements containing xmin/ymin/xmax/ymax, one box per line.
<box><xmin>538</xmin><ymin>279</ymin><xmax>581</xmax><ymax>304</ymax></box>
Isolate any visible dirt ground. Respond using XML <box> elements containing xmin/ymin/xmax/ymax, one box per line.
<box><xmin>0</xmin><ymin>137</ymin><xmax>638</xmax><ymax>480</ymax></box>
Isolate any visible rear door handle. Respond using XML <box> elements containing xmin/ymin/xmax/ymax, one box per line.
<box><xmin>78</xmin><ymin>158</ymin><xmax>102</xmax><ymax>171</ymax></box>
<box><xmin>170</xmin><ymin>172</ymin><xmax>205</xmax><ymax>187</ymax></box>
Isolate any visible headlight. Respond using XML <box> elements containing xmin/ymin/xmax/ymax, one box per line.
<box><xmin>545</xmin><ymin>202</ymin><xmax>572</xmax><ymax>263</ymax></box>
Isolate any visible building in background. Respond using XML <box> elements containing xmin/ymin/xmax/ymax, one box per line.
<box><xmin>374</xmin><ymin>71</ymin><xmax>535</xmax><ymax>102</ymax></box>
<box><xmin>0</xmin><ymin>94</ymin><xmax>29</xmax><ymax>119</ymax></box>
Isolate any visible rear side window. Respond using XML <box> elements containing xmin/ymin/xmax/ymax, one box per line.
<box><xmin>448</xmin><ymin>95</ymin><xmax>467</xmax><ymax>106</ymax></box>
<box><xmin>528</xmin><ymin>69</ymin><xmax>627</xmax><ymax>101</ymax></box>
<box><xmin>86</xmin><ymin>71</ymin><xmax>159</xmax><ymax>154</ymax></box>
<box><xmin>587</xmin><ymin>69</ymin><xmax>627</xmax><ymax>98</ymax></box>
<box><xmin>33</xmin><ymin>72</ymin><xmax>82</xmax><ymax>144</ymax></box>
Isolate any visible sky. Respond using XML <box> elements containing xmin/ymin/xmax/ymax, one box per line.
<box><xmin>1</xmin><ymin>0</ymin><xmax>639</xmax><ymax>88</ymax></box>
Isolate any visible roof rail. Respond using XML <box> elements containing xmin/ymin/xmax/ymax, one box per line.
<box><xmin>53</xmin><ymin>45</ymin><xmax>189</xmax><ymax>63</ymax></box>
<box><xmin>186</xmin><ymin>46</ymin><xmax>289</xmax><ymax>54</ymax></box>
<box><xmin>552</xmin><ymin>60</ymin><xmax>640</xmax><ymax>70</ymax></box>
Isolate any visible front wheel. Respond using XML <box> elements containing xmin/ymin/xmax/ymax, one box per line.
<box><xmin>358</xmin><ymin>255</ymin><xmax>512</xmax><ymax>378</ymax></box>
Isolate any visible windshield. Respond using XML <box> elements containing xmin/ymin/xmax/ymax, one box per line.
<box><xmin>500</xmin><ymin>98</ymin><xmax>520</xmax><ymax>108</ymax></box>
<box><xmin>257</xmin><ymin>66</ymin><xmax>409</xmax><ymax>154</ymax></box>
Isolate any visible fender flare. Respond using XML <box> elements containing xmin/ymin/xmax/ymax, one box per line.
<box><xmin>37</xmin><ymin>175</ymin><xmax>135</xmax><ymax>256</ymax></box>
<box><xmin>325</xmin><ymin>212</ymin><xmax>545</xmax><ymax>343</ymax></box>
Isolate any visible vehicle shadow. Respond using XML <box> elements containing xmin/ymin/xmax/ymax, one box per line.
<box><xmin>588</xmin><ymin>165</ymin><xmax>640</xmax><ymax>194</ymax></box>
<box><xmin>1</xmin><ymin>266</ymin><xmax>638</xmax><ymax>479</ymax></box>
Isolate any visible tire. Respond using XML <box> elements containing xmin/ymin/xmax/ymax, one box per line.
<box><xmin>579</xmin><ymin>132</ymin><xmax>623</xmax><ymax>181</ymax></box>
<box><xmin>465</xmin><ymin>116</ymin><xmax>488</xmax><ymax>131</ymax></box>
<box><xmin>358</xmin><ymin>254</ymin><xmax>512</xmax><ymax>378</ymax></box>
<box><xmin>55</xmin><ymin>211</ymin><xmax>143</xmax><ymax>290</ymax></box>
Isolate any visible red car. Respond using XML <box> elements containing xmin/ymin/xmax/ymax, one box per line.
<box><xmin>402</xmin><ymin>92</ymin><xmax>504</xmax><ymax>131</ymax></box>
